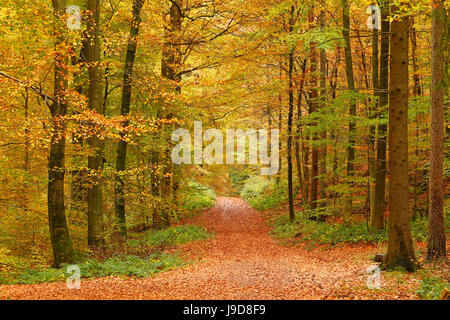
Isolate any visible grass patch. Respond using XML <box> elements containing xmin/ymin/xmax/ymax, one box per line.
<box><xmin>1</xmin><ymin>225</ymin><xmax>213</xmax><ymax>285</ymax></box>
<box><xmin>268</xmin><ymin>211</ymin><xmax>448</xmax><ymax>246</ymax></box>
<box><xmin>145</xmin><ymin>225</ymin><xmax>213</xmax><ymax>248</ymax></box>
<box><xmin>241</xmin><ymin>176</ymin><xmax>292</xmax><ymax>210</ymax></box>
<box><xmin>5</xmin><ymin>252</ymin><xmax>184</xmax><ymax>285</ymax></box>
<box><xmin>181</xmin><ymin>181</ymin><xmax>216</xmax><ymax>213</ymax></box>
<box><xmin>416</xmin><ymin>274</ymin><xmax>450</xmax><ymax>300</ymax></box>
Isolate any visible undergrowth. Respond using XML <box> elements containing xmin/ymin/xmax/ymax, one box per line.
<box><xmin>181</xmin><ymin>181</ymin><xmax>216</xmax><ymax>214</ymax></box>
<box><xmin>268</xmin><ymin>210</ymin><xmax>449</xmax><ymax>247</ymax></box>
<box><xmin>1</xmin><ymin>224</ymin><xmax>212</xmax><ymax>285</ymax></box>
<box><xmin>241</xmin><ymin>176</ymin><xmax>293</xmax><ymax>210</ymax></box>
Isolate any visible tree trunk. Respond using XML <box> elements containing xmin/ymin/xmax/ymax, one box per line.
<box><xmin>369</xmin><ymin>14</ymin><xmax>379</xmax><ymax>231</ymax></box>
<box><xmin>341</xmin><ymin>0</ymin><xmax>356</xmax><ymax>223</ymax></box>
<box><xmin>296</xmin><ymin>59</ymin><xmax>307</xmax><ymax>206</ymax></box>
<box><xmin>309</xmin><ymin>9</ymin><xmax>318</xmax><ymax>212</ymax></box>
<box><xmin>115</xmin><ymin>0</ymin><xmax>145</xmax><ymax>238</ymax></box>
<box><xmin>318</xmin><ymin>8</ymin><xmax>327</xmax><ymax>218</ymax></box>
<box><xmin>48</xmin><ymin>0</ymin><xmax>74</xmax><ymax>267</ymax></box>
<box><xmin>383</xmin><ymin>8</ymin><xmax>416</xmax><ymax>271</ymax></box>
<box><xmin>86</xmin><ymin>0</ymin><xmax>105</xmax><ymax>247</ymax></box>
<box><xmin>287</xmin><ymin>5</ymin><xmax>295</xmax><ymax>222</ymax></box>
<box><xmin>373</xmin><ymin>0</ymin><xmax>389</xmax><ymax>231</ymax></box>
<box><xmin>276</xmin><ymin>63</ymin><xmax>283</xmax><ymax>185</ymax></box>
<box><xmin>427</xmin><ymin>0</ymin><xmax>446</xmax><ymax>261</ymax></box>
<box><xmin>158</xmin><ymin>0</ymin><xmax>183</xmax><ymax>226</ymax></box>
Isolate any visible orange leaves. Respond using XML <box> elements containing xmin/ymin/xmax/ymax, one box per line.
<box><xmin>0</xmin><ymin>197</ymin><xmax>437</xmax><ymax>300</ymax></box>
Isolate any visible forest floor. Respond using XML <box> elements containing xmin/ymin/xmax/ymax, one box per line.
<box><xmin>0</xmin><ymin>197</ymin><xmax>444</xmax><ymax>300</ymax></box>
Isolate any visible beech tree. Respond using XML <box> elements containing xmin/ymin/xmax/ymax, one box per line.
<box><xmin>427</xmin><ymin>0</ymin><xmax>447</xmax><ymax>261</ymax></box>
<box><xmin>48</xmin><ymin>0</ymin><xmax>74</xmax><ymax>268</ymax></box>
<box><xmin>115</xmin><ymin>0</ymin><xmax>145</xmax><ymax>237</ymax></box>
<box><xmin>86</xmin><ymin>0</ymin><xmax>105</xmax><ymax>247</ymax></box>
<box><xmin>383</xmin><ymin>5</ymin><xmax>416</xmax><ymax>271</ymax></box>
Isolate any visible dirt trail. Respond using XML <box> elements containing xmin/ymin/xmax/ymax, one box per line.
<box><xmin>1</xmin><ymin>197</ymin><xmax>392</xmax><ymax>300</ymax></box>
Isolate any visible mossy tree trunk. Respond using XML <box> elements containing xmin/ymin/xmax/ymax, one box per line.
<box><xmin>48</xmin><ymin>0</ymin><xmax>74</xmax><ymax>268</ymax></box>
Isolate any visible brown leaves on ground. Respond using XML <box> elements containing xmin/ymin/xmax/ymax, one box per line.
<box><xmin>0</xmin><ymin>197</ymin><xmax>446</xmax><ymax>300</ymax></box>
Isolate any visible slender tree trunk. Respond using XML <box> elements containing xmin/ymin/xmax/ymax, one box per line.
<box><xmin>318</xmin><ymin>9</ymin><xmax>327</xmax><ymax>217</ymax></box>
<box><xmin>369</xmin><ymin>16</ymin><xmax>379</xmax><ymax>231</ymax></box>
<box><xmin>287</xmin><ymin>5</ymin><xmax>295</xmax><ymax>222</ymax></box>
<box><xmin>427</xmin><ymin>0</ymin><xmax>446</xmax><ymax>261</ymax></box>
<box><xmin>330</xmin><ymin>44</ymin><xmax>340</xmax><ymax>200</ymax></box>
<box><xmin>86</xmin><ymin>0</ymin><xmax>105</xmax><ymax>247</ymax></box>
<box><xmin>159</xmin><ymin>0</ymin><xmax>183</xmax><ymax>226</ymax></box>
<box><xmin>277</xmin><ymin>68</ymin><xmax>283</xmax><ymax>185</ymax></box>
<box><xmin>296</xmin><ymin>59</ymin><xmax>307</xmax><ymax>205</ymax></box>
<box><xmin>48</xmin><ymin>0</ymin><xmax>74</xmax><ymax>267</ymax></box>
<box><xmin>373</xmin><ymin>0</ymin><xmax>389</xmax><ymax>231</ymax></box>
<box><xmin>115</xmin><ymin>0</ymin><xmax>145</xmax><ymax>237</ymax></box>
<box><xmin>278</xmin><ymin>102</ymin><xmax>283</xmax><ymax>183</ymax></box>
<box><xmin>309</xmin><ymin>9</ymin><xmax>318</xmax><ymax>212</ymax></box>
<box><xmin>383</xmin><ymin>8</ymin><xmax>416</xmax><ymax>271</ymax></box>
<box><xmin>70</xmin><ymin>36</ymin><xmax>88</xmax><ymax>211</ymax></box>
<box><xmin>410</xmin><ymin>19</ymin><xmax>422</xmax><ymax>220</ymax></box>
<box><xmin>341</xmin><ymin>0</ymin><xmax>356</xmax><ymax>223</ymax></box>
<box><xmin>24</xmin><ymin>88</ymin><xmax>30</xmax><ymax>172</ymax></box>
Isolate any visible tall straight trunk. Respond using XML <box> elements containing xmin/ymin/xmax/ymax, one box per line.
<box><xmin>115</xmin><ymin>0</ymin><xmax>144</xmax><ymax>237</ymax></box>
<box><xmin>157</xmin><ymin>0</ymin><xmax>183</xmax><ymax>226</ymax></box>
<box><xmin>287</xmin><ymin>5</ymin><xmax>295</xmax><ymax>222</ymax></box>
<box><xmin>369</xmin><ymin>15</ymin><xmax>379</xmax><ymax>231</ymax></box>
<box><xmin>277</xmin><ymin>64</ymin><xmax>283</xmax><ymax>185</ymax></box>
<box><xmin>296</xmin><ymin>59</ymin><xmax>307</xmax><ymax>205</ymax></box>
<box><xmin>383</xmin><ymin>8</ymin><xmax>416</xmax><ymax>271</ymax></box>
<box><xmin>427</xmin><ymin>0</ymin><xmax>446</xmax><ymax>261</ymax></box>
<box><xmin>48</xmin><ymin>0</ymin><xmax>74</xmax><ymax>267</ymax></box>
<box><xmin>341</xmin><ymin>0</ymin><xmax>356</xmax><ymax>223</ymax></box>
<box><xmin>318</xmin><ymin>9</ymin><xmax>327</xmax><ymax>215</ymax></box>
<box><xmin>86</xmin><ymin>0</ymin><xmax>105</xmax><ymax>247</ymax></box>
<box><xmin>373</xmin><ymin>0</ymin><xmax>389</xmax><ymax>231</ymax></box>
<box><xmin>24</xmin><ymin>88</ymin><xmax>30</xmax><ymax>172</ymax></box>
<box><xmin>330</xmin><ymin>44</ymin><xmax>340</xmax><ymax>195</ymax></box>
<box><xmin>410</xmin><ymin>19</ymin><xmax>422</xmax><ymax>219</ymax></box>
<box><xmin>410</xmin><ymin>21</ymin><xmax>422</xmax><ymax>97</ymax></box>
<box><xmin>309</xmin><ymin>9</ymin><xmax>319</xmax><ymax>212</ymax></box>
<box><xmin>70</xmin><ymin>36</ymin><xmax>88</xmax><ymax>210</ymax></box>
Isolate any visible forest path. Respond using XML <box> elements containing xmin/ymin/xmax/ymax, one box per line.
<box><xmin>1</xmin><ymin>197</ymin><xmax>390</xmax><ymax>299</ymax></box>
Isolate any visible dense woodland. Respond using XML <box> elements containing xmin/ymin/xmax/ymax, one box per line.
<box><xmin>0</xmin><ymin>0</ymin><xmax>448</xmax><ymax>299</ymax></box>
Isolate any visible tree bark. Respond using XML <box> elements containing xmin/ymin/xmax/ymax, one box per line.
<box><xmin>427</xmin><ymin>0</ymin><xmax>446</xmax><ymax>261</ymax></box>
<box><xmin>48</xmin><ymin>0</ymin><xmax>74</xmax><ymax>267</ymax></box>
<box><xmin>115</xmin><ymin>0</ymin><xmax>145</xmax><ymax>237</ymax></box>
<box><xmin>341</xmin><ymin>0</ymin><xmax>356</xmax><ymax>223</ymax></box>
<box><xmin>373</xmin><ymin>0</ymin><xmax>389</xmax><ymax>231</ymax></box>
<box><xmin>318</xmin><ymin>8</ymin><xmax>327</xmax><ymax>218</ymax></box>
<box><xmin>383</xmin><ymin>8</ymin><xmax>416</xmax><ymax>271</ymax></box>
<box><xmin>309</xmin><ymin>9</ymin><xmax>318</xmax><ymax>212</ymax></box>
<box><xmin>287</xmin><ymin>5</ymin><xmax>295</xmax><ymax>222</ymax></box>
<box><xmin>296</xmin><ymin>59</ymin><xmax>307</xmax><ymax>206</ymax></box>
<box><xmin>86</xmin><ymin>0</ymin><xmax>105</xmax><ymax>247</ymax></box>
<box><xmin>369</xmin><ymin>11</ymin><xmax>379</xmax><ymax>231</ymax></box>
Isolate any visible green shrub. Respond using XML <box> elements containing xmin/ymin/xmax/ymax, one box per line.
<box><xmin>416</xmin><ymin>275</ymin><xmax>450</xmax><ymax>300</ymax></box>
<box><xmin>268</xmin><ymin>212</ymin><xmax>445</xmax><ymax>246</ymax></box>
<box><xmin>5</xmin><ymin>252</ymin><xmax>184</xmax><ymax>285</ymax></box>
<box><xmin>241</xmin><ymin>176</ymin><xmax>291</xmax><ymax>210</ymax></box>
<box><xmin>146</xmin><ymin>225</ymin><xmax>213</xmax><ymax>248</ymax></box>
<box><xmin>182</xmin><ymin>181</ymin><xmax>216</xmax><ymax>212</ymax></box>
